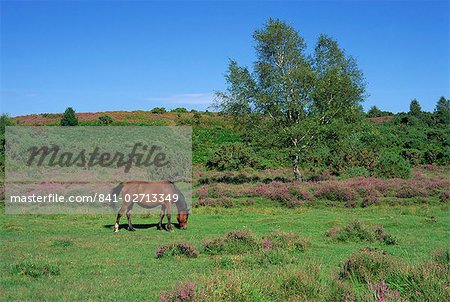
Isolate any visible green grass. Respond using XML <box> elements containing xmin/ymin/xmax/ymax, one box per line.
<box><xmin>1</xmin><ymin>202</ymin><xmax>449</xmax><ymax>301</ymax></box>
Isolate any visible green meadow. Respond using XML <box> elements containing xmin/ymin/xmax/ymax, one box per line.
<box><xmin>1</xmin><ymin>201</ymin><xmax>449</xmax><ymax>301</ymax></box>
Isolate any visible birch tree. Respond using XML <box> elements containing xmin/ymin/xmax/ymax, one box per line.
<box><xmin>216</xmin><ymin>18</ymin><xmax>365</xmax><ymax>180</ymax></box>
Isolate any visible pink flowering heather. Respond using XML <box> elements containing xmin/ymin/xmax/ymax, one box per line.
<box><xmin>155</xmin><ymin>243</ymin><xmax>199</xmax><ymax>258</ymax></box>
<box><xmin>440</xmin><ymin>191</ymin><xmax>450</xmax><ymax>203</ymax></box>
<box><xmin>314</xmin><ymin>182</ymin><xmax>358</xmax><ymax>203</ymax></box>
<box><xmin>160</xmin><ymin>282</ymin><xmax>196</xmax><ymax>302</ymax></box>
<box><xmin>194</xmin><ymin>197</ymin><xmax>233</xmax><ymax>208</ymax></box>
<box><xmin>368</xmin><ymin>280</ymin><xmax>400</xmax><ymax>302</ymax></box>
<box><xmin>261</xmin><ymin>236</ymin><xmax>273</xmax><ymax>251</ymax></box>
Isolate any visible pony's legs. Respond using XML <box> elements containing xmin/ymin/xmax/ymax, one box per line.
<box><xmin>158</xmin><ymin>205</ymin><xmax>166</xmax><ymax>230</ymax></box>
<box><xmin>166</xmin><ymin>204</ymin><xmax>173</xmax><ymax>231</ymax></box>
<box><xmin>114</xmin><ymin>202</ymin><xmax>129</xmax><ymax>232</ymax></box>
<box><xmin>126</xmin><ymin>203</ymin><xmax>135</xmax><ymax>231</ymax></box>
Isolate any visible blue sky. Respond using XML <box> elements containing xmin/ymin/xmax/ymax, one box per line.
<box><xmin>1</xmin><ymin>0</ymin><xmax>449</xmax><ymax>116</ymax></box>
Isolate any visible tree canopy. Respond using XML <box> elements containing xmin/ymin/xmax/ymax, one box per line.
<box><xmin>215</xmin><ymin>18</ymin><xmax>366</xmax><ymax>180</ymax></box>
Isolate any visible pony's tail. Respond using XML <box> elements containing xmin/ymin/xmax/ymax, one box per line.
<box><xmin>109</xmin><ymin>182</ymin><xmax>124</xmax><ymax>211</ymax></box>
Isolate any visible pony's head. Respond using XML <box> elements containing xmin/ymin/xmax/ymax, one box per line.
<box><xmin>177</xmin><ymin>212</ymin><xmax>189</xmax><ymax>230</ymax></box>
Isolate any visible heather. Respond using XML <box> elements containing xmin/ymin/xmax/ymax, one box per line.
<box><xmin>193</xmin><ymin>166</ymin><xmax>450</xmax><ymax>208</ymax></box>
<box><xmin>326</xmin><ymin>221</ymin><xmax>397</xmax><ymax>245</ymax></box>
<box><xmin>157</xmin><ymin>247</ymin><xmax>449</xmax><ymax>301</ymax></box>
<box><xmin>156</xmin><ymin>242</ymin><xmax>199</xmax><ymax>258</ymax></box>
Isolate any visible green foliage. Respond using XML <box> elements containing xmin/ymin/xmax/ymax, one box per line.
<box><xmin>327</xmin><ymin>221</ymin><xmax>397</xmax><ymax>245</ymax></box>
<box><xmin>170</xmin><ymin>107</ymin><xmax>188</xmax><ymax>113</ymax></box>
<box><xmin>192</xmin><ymin>126</ymin><xmax>242</xmax><ymax>163</ymax></box>
<box><xmin>13</xmin><ymin>260</ymin><xmax>60</xmax><ymax>278</ymax></box>
<box><xmin>400</xmin><ymin>148</ymin><xmax>423</xmax><ymax>166</ymax></box>
<box><xmin>366</xmin><ymin>105</ymin><xmax>392</xmax><ymax>117</ymax></box>
<box><xmin>98</xmin><ymin>115</ymin><xmax>113</xmax><ymax>125</ymax></box>
<box><xmin>339</xmin><ymin>247</ymin><xmax>392</xmax><ymax>282</ymax></box>
<box><xmin>41</xmin><ymin>113</ymin><xmax>60</xmax><ymax>118</ymax></box>
<box><xmin>150</xmin><ymin>107</ymin><xmax>166</xmax><ymax>114</ymax></box>
<box><xmin>340</xmin><ymin>167</ymin><xmax>370</xmax><ymax>179</ymax></box>
<box><xmin>374</xmin><ymin>151</ymin><xmax>411</xmax><ymax>179</ymax></box>
<box><xmin>434</xmin><ymin>96</ymin><xmax>450</xmax><ymax>124</ymax></box>
<box><xmin>409</xmin><ymin>99</ymin><xmax>422</xmax><ymax>116</ymax></box>
<box><xmin>60</xmin><ymin>107</ymin><xmax>79</xmax><ymax>126</ymax></box>
<box><xmin>206</xmin><ymin>143</ymin><xmax>256</xmax><ymax>170</ymax></box>
<box><xmin>215</xmin><ymin>18</ymin><xmax>366</xmax><ymax>180</ymax></box>
<box><xmin>193</xmin><ymin>112</ymin><xmax>202</xmax><ymax>125</ymax></box>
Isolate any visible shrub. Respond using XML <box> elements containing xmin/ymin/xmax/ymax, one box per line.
<box><xmin>160</xmin><ymin>282</ymin><xmax>197</xmax><ymax>302</ymax></box>
<box><xmin>270</xmin><ymin>187</ymin><xmax>294</xmax><ymax>205</ymax></box>
<box><xmin>206</xmin><ymin>143</ymin><xmax>256</xmax><ymax>170</ymax></box>
<box><xmin>361</xmin><ymin>194</ymin><xmax>380</xmax><ymax>207</ymax></box>
<box><xmin>400</xmin><ymin>148</ymin><xmax>423</xmax><ymax>166</ymax></box>
<box><xmin>395</xmin><ymin>185</ymin><xmax>428</xmax><ymax>198</ymax></box>
<box><xmin>439</xmin><ymin>191</ymin><xmax>450</xmax><ymax>203</ymax></box>
<box><xmin>150</xmin><ymin>107</ymin><xmax>166</xmax><ymax>114</ymax></box>
<box><xmin>341</xmin><ymin>166</ymin><xmax>370</xmax><ymax>179</ymax></box>
<box><xmin>367</xmin><ymin>280</ymin><xmax>400</xmax><ymax>302</ymax></box>
<box><xmin>314</xmin><ymin>183</ymin><xmax>358</xmax><ymax>203</ymax></box>
<box><xmin>432</xmin><ymin>248</ymin><xmax>450</xmax><ymax>267</ymax></box>
<box><xmin>281</xmin><ymin>265</ymin><xmax>323</xmax><ymax>299</ymax></box>
<box><xmin>60</xmin><ymin>107</ymin><xmax>78</xmax><ymax>126</ymax></box>
<box><xmin>41</xmin><ymin>113</ymin><xmax>59</xmax><ymax>118</ymax></box>
<box><xmin>98</xmin><ymin>115</ymin><xmax>113</xmax><ymax>125</ymax></box>
<box><xmin>202</xmin><ymin>228</ymin><xmax>259</xmax><ymax>255</ymax></box>
<box><xmin>373</xmin><ymin>225</ymin><xmax>397</xmax><ymax>245</ymax></box>
<box><xmin>339</xmin><ymin>247</ymin><xmax>392</xmax><ymax>282</ymax></box>
<box><xmin>193</xmin><ymin>112</ymin><xmax>202</xmax><ymax>125</ymax></box>
<box><xmin>194</xmin><ymin>197</ymin><xmax>233</xmax><ymax>208</ymax></box>
<box><xmin>156</xmin><ymin>242</ymin><xmax>199</xmax><ymax>258</ymax></box>
<box><xmin>329</xmin><ymin>220</ymin><xmax>374</xmax><ymax>242</ymax></box>
<box><xmin>327</xmin><ymin>221</ymin><xmax>396</xmax><ymax>245</ymax></box>
<box><xmin>264</xmin><ymin>230</ymin><xmax>307</xmax><ymax>252</ymax></box>
<box><xmin>374</xmin><ymin>151</ymin><xmax>411</xmax><ymax>179</ymax></box>
<box><xmin>170</xmin><ymin>107</ymin><xmax>188</xmax><ymax>113</ymax></box>
<box><xmin>226</xmin><ymin>229</ymin><xmax>257</xmax><ymax>244</ymax></box>
<box><xmin>13</xmin><ymin>260</ymin><xmax>60</xmax><ymax>278</ymax></box>
<box><xmin>202</xmin><ymin>238</ymin><xmax>227</xmax><ymax>255</ymax></box>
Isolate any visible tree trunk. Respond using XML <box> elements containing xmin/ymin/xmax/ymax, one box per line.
<box><xmin>292</xmin><ymin>155</ymin><xmax>302</xmax><ymax>181</ymax></box>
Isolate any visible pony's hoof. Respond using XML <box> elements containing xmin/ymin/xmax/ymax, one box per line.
<box><xmin>114</xmin><ymin>229</ymin><xmax>119</xmax><ymax>233</ymax></box>
<box><xmin>165</xmin><ymin>225</ymin><xmax>174</xmax><ymax>232</ymax></box>
<box><xmin>128</xmin><ymin>227</ymin><xmax>136</xmax><ymax>231</ymax></box>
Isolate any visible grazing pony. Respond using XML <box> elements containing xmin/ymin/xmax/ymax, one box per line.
<box><xmin>111</xmin><ymin>181</ymin><xmax>189</xmax><ymax>232</ymax></box>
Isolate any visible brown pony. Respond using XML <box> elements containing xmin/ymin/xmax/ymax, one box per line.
<box><xmin>111</xmin><ymin>181</ymin><xmax>189</xmax><ymax>232</ymax></box>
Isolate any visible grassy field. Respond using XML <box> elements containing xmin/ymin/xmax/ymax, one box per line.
<box><xmin>1</xmin><ymin>201</ymin><xmax>449</xmax><ymax>301</ymax></box>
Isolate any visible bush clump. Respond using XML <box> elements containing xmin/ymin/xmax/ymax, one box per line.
<box><xmin>194</xmin><ymin>197</ymin><xmax>233</xmax><ymax>208</ymax></box>
<box><xmin>202</xmin><ymin>229</ymin><xmax>258</xmax><ymax>255</ymax></box>
<box><xmin>439</xmin><ymin>191</ymin><xmax>450</xmax><ymax>203</ymax></box>
<box><xmin>374</xmin><ymin>151</ymin><xmax>411</xmax><ymax>179</ymax></box>
<box><xmin>206</xmin><ymin>143</ymin><xmax>256</xmax><ymax>170</ymax></box>
<box><xmin>13</xmin><ymin>260</ymin><xmax>60</xmax><ymax>278</ymax></box>
<box><xmin>262</xmin><ymin>230</ymin><xmax>307</xmax><ymax>252</ymax></box>
<box><xmin>156</xmin><ymin>242</ymin><xmax>199</xmax><ymax>258</ymax></box>
<box><xmin>160</xmin><ymin>282</ymin><xmax>197</xmax><ymax>302</ymax></box>
<box><xmin>314</xmin><ymin>183</ymin><xmax>358</xmax><ymax>204</ymax></box>
<box><xmin>60</xmin><ymin>107</ymin><xmax>78</xmax><ymax>126</ymax></box>
<box><xmin>339</xmin><ymin>247</ymin><xmax>392</xmax><ymax>282</ymax></box>
<box><xmin>327</xmin><ymin>221</ymin><xmax>396</xmax><ymax>245</ymax></box>
<box><xmin>98</xmin><ymin>115</ymin><xmax>113</xmax><ymax>125</ymax></box>
<box><xmin>150</xmin><ymin>107</ymin><xmax>166</xmax><ymax>114</ymax></box>
<box><xmin>432</xmin><ymin>248</ymin><xmax>450</xmax><ymax>267</ymax></box>
<box><xmin>202</xmin><ymin>228</ymin><xmax>307</xmax><ymax>256</ymax></box>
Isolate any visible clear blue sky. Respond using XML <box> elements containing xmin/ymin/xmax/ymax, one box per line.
<box><xmin>1</xmin><ymin>0</ymin><xmax>449</xmax><ymax>116</ymax></box>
